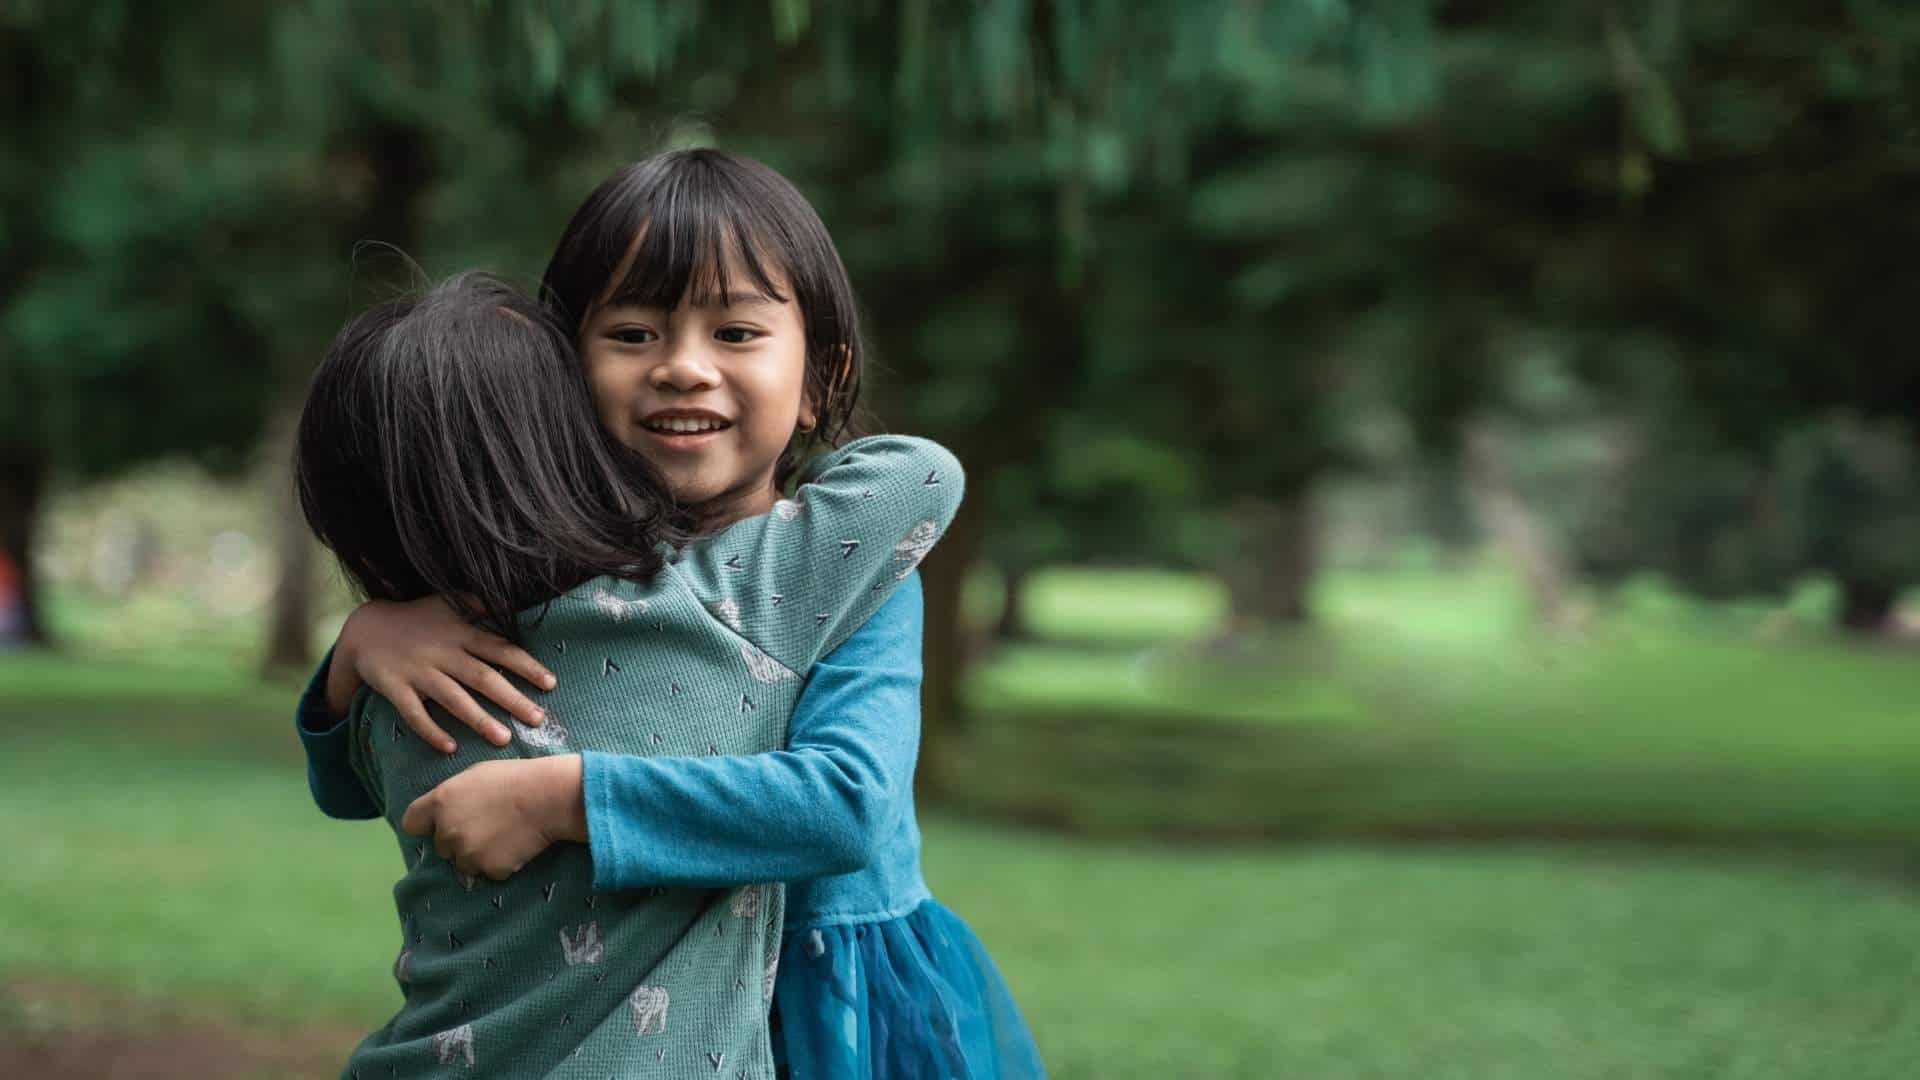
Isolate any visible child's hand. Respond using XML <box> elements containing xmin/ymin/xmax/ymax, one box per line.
<box><xmin>399</xmin><ymin>756</ymin><xmax>588</xmax><ymax>881</ymax></box>
<box><xmin>327</xmin><ymin>596</ymin><xmax>557</xmax><ymax>753</ymax></box>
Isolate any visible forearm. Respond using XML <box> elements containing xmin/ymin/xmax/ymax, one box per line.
<box><xmin>678</xmin><ymin>436</ymin><xmax>963</xmax><ymax>674</ymax></box>
<box><xmin>583</xmin><ymin>743</ymin><xmax>889</xmax><ymax>891</ymax></box>
<box><xmin>584</xmin><ymin>579</ymin><xmax>924</xmax><ymax>892</ymax></box>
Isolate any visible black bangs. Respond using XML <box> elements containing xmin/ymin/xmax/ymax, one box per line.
<box><xmin>541</xmin><ymin>149</ymin><xmax>832</xmax><ymax>328</ymax></box>
<box><xmin>540</xmin><ymin>149</ymin><xmax>869</xmax><ymax>485</ymax></box>
<box><xmin>601</xmin><ymin>191</ymin><xmax>793</xmax><ymax>315</ymax></box>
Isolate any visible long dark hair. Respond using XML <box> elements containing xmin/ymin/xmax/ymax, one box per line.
<box><xmin>540</xmin><ymin>148</ymin><xmax>867</xmax><ymax>487</ymax></box>
<box><xmin>294</xmin><ymin>272</ymin><xmax>677</xmax><ymax>640</ymax></box>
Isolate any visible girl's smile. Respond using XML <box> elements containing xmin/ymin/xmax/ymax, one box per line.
<box><xmin>638</xmin><ymin>407</ymin><xmax>735</xmax><ymax>450</ymax></box>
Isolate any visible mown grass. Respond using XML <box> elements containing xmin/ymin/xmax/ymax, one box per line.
<box><xmin>6</xmin><ymin>726</ymin><xmax>1920</xmax><ymax>1078</ymax></box>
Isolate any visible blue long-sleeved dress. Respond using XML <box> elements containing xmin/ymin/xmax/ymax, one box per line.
<box><xmin>297</xmin><ymin>575</ymin><xmax>1045</xmax><ymax>1079</ymax></box>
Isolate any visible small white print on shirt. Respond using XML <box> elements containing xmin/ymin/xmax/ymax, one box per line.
<box><xmin>891</xmin><ymin>520</ymin><xmax>939</xmax><ymax>579</ymax></box>
<box><xmin>512</xmin><ymin>714</ymin><xmax>570</xmax><ymax>750</ymax></box>
<box><xmin>739</xmin><ymin>641</ymin><xmax>796</xmax><ymax>685</ymax></box>
<box><xmin>559</xmin><ymin>922</ymin><xmax>604</xmax><ymax>965</ymax></box>
<box><xmin>590</xmin><ymin>587</ymin><xmax>650</xmax><ymax>623</ymax></box>
<box><xmin>432</xmin><ymin>1024</ymin><xmax>475</xmax><ymax>1067</ymax></box>
<box><xmin>629</xmin><ymin>986</ymin><xmax>670</xmax><ymax>1035</ymax></box>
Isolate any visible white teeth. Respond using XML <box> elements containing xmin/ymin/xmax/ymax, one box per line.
<box><xmin>648</xmin><ymin>417</ymin><xmax>727</xmax><ymax>433</ymax></box>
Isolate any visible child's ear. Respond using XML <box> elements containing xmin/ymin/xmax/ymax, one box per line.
<box><xmin>799</xmin><ymin>345</ymin><xmax>854</xmax><ymax>434</ymax></box>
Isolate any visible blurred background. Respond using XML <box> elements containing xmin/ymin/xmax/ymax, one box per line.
<box><xmin>4</xmin><ymin>2</ymin><xmax>1920</xmax><ymax>1077</ymax></box>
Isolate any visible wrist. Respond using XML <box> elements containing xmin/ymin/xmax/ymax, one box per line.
<box><xmin>539</xmin><ymin>754</ymin><xmax>589</xmax><ymax>844</ymax></box>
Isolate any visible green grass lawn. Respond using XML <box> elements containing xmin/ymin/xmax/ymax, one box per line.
<box><xmin>8</xmin><ymin>566</ymin><xmax>1920</xmax><ymax>1076</ymax></box>
<box><xmin>5</xmin><ymin>725</ymin><xmax>1920</xmax><ymax>1078</ymax></box>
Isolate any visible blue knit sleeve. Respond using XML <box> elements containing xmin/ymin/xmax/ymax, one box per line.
<box><xmin>583</xmin><ymin>574</ymin><xmax>924</xmax><ymax>891</ymax></box>
<box><xmin>293</xmin><ymin>646</ymin><xmax>382</xmax><ymax>821</ymax></box>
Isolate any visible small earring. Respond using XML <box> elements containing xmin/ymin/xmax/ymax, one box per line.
<box><xmin>797</xmin><ymin>419</ymin><xmax>817</xmax><ymax>435</ymax></box>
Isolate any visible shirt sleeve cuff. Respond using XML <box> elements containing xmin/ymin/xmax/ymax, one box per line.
<box><xmin>582</xmin><ymin>750</ymin><xmax>634</xmax><ymax>893</ymax></box>
<box><xmin>294</xmin><ymin>645</ymin><xmax>381</xmax><ymax>820</ymax></box>
<box><xmin>295</xmin><ymin>645</ymin><xmax>346</xmax><ymax>736</ymax></box>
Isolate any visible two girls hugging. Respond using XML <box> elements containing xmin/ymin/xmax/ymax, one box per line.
<box><xmin>292</xmin><ymin>150</ymin><xmax>1044</xmax><ymax>1079</ymax></box>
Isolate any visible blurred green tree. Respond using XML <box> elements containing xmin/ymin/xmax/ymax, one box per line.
<box><xmin>23</xmin><ymin>0</ymin><xmax>1914</xmax><ymax>716</ymax></box>
<box><xmin>1498</xmin><ymin>1</ymin><xmax>1920</xmax><ymax>627</ymax></box>
<box><xmin>2</xmin><ymin>3</ymin><xmax>294</xmax><ymax>645</ymax></box>
<box><xmin>0</xmin><ymin>1</ymin><xmax>1454</xmax><ymax>724</ymax></box>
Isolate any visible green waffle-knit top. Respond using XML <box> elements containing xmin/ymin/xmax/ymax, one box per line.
<box><xmin>338</xmin><ymin>435</ymin><xmax>963</xmax><ymax>1080</ymax></box>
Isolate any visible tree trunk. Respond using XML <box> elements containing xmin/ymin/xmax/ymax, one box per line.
<box><xmin>0</xmin><ymin>443</ymin><xmax>51</xmax><ymax>646</ymax></box>
<box><xmin>1464</xmin><ymin>423</ymin><xmax>1580</xmax><ymax>631</ymax></box>
<box><xmin>261</xmin><ymin>491</ymin><xmax>315</xmax><ymax>678</ymax></box>
<box><xmin>259</xmin><ymin>397</ymin><xmax>314</xmax><ymax>678</ymax></box>
<box><xmin>917</xmin><ymin>490</ymin><xmax>987</xmax><ymax>791</ymax></box>
<box><xmin>994</xmin><ymin>561</ymin><xmax>1031</xmax><ymax>640</ymax></box>
<box><xmin>1226</xmin><ymin>491</ymin><xmax>1317</xmax><ymax>624</ymax></box>
<box><xmin>1837</xmin><ymin>577</ymin><xmax>1898</xmax><ymax>634</ymax></box>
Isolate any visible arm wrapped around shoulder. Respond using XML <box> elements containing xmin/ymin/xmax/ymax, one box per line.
<box><xmin>676</xmin><ymin>435</ymin><xmax>964</xmax><ymax>673</ymax></box>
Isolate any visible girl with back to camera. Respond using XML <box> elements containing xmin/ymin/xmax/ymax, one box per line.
<box><xmin>297</xmin><ymin>150</ymin><xmax>1045</xmax><ymax>1078</ymax></box>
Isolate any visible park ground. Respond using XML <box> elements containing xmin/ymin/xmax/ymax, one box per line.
<box><xmin>6</xmin><ymin>566</ymin><xmax>1920</xmax><ymax>1078</ymax></box>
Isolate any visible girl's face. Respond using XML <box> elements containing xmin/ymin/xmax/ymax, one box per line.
<box><xmin>578</xmin><ymin>247</ymin><xmax>813</xmax><ymax>529</ymax></box>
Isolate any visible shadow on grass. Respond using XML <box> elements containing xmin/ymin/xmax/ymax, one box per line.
<box><xmin>931</xmin><ymin>706</ymin><xmax>1920</xmax><ymax>869</ymax></box>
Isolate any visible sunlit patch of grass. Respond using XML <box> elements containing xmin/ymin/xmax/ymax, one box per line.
<box><xmin>1007</xmin><ymin>566</ymin><xmax>1232</xmax><ymax>645</ymax></box>
<box><xmin>955</xmin><ymin>564</ymin><xmax>1920</xmax><ymax>840</ymax></box>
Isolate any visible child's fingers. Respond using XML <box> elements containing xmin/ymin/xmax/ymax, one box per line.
<box><xmin>390</xmin><ymin>689</ymin><xmax>458</xmax><ymax>754</ymax></box>
<box><xmin>466</xmin><ymin>636</ymin><xmax>557</xmax><ymax>696</ymax></box>
<box><xmin>455</xmin><ymin>654</ymin><xmax>549</xmax><ymax>729</ymax></box>
<box><xmin>422</xmin><ymin>672</ymin><xmax>513</xmax><ymax>747</ymax></box>
<box><xmin>399</xmin><ymin>792</ymin><xmax>436</xmax><ymax>836</ymax></box>
<box><xmin>479</xmin><ymin>847</ymin><xmax>533</xmax><ymax>881</ymax></box>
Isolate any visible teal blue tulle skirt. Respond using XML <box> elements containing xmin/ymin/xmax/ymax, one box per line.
<box><xmin>770</xmin><ymin>898</ymin><xmax>1046</xmax><ymax>1079</ymax></box>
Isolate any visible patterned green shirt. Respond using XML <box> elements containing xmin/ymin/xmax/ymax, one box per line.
<box><xmin>340</xmin><ymin>435</ymin><xmax>963</xmax><ymax>1079</ymax></box>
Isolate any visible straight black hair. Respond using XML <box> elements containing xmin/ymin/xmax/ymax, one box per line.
<box><xmin>540</xmin><ymin>148</ymin><xmax>867</xmax><ymax>487</ymax></box>
<box><xmin>294</xmin><ymin>272</ymin><xmax>678</xmax><ymax>641</ymax></box>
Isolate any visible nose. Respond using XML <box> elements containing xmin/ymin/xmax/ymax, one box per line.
<box><xmin>648</xmin><ymin>336</ymin><xmax>720</xmax><ymax>394</ymax></box>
